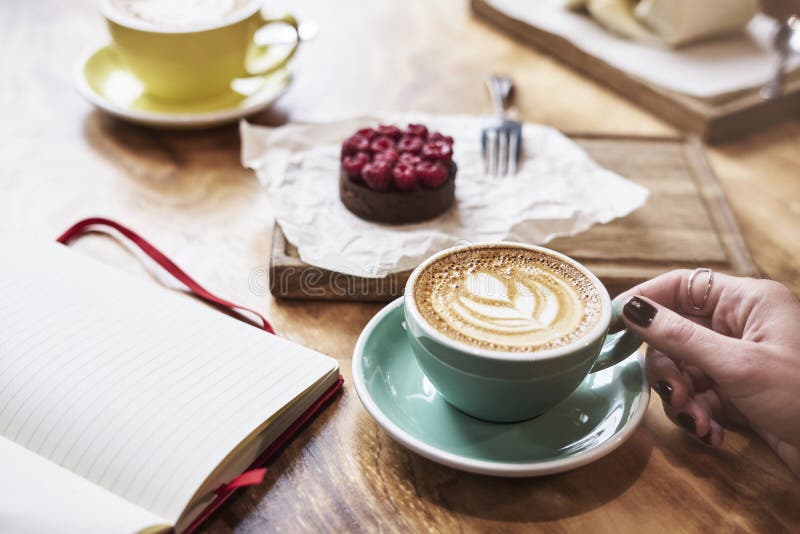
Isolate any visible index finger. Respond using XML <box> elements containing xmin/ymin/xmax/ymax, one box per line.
<box><xmin>615</xmin><ymin>269</ymin><xmax>741</xmax><ymax>318</ymax></box>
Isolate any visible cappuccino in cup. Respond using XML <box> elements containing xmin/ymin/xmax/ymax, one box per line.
<box><xmin>404</xmin><ymin>243</ymin><xmax>642</xmax><ymax>422</ymax></box>
<box><xmin>413</xmin><ymin>245</ymin><xmax>603</xmax><ymax>353</ymax></box>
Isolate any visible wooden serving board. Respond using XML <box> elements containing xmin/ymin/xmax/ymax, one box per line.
<box><xmin>470</xmin><ymin>0</ymin><xmax>800</xmax><ymax>144</ymax></box>
<box><xmin>270</xmin><ymin>133</ymin><xmax>758</xmax><ymax>301</ymax></box>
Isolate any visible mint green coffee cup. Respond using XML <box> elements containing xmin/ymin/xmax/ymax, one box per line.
<box><xmin>101</xmin><ymin>0</ymin><xmax>300</xmax><ymax>100</ymax></box>
<box><xmin>404</xmin><ymin>243</ymin><xmax>642</xmax><ymax>423</ymax></box>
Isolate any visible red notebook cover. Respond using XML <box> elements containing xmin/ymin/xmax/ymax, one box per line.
<box><xmin>57</xmin><ymin>217</ymin><xmax>343</xmax><ymax>533</ymax></box>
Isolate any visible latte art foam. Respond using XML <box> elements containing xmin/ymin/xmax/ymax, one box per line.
<box><xmin>108</xmin><ymin>0</ymin><xmax>255</xmax><ymax>30</ymax></box>
<box><xmin>413</xmin><ymin>247</ymin><xmax>603</xmax><ymax>352</ymax></box>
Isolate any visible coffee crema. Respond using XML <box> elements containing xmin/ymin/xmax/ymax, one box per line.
<box><xmin>107</xmin><ymin>0</ymin><xmax>256</xmax><ymax>30</ymax></box>
<box><xmin>413</xmin><ymin>246</ymin><xmax>603</xmax><ymax>352</ymax></box>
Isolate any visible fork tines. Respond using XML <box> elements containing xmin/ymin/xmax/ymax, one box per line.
<box><xmin>482</xmin><ymin>122</ymin><xmax>521</xmax><ymax>177</ymax></box>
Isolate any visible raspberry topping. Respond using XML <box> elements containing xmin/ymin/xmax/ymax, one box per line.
<box><xmin>361</xmin><ymin>160</ymin><xmax>392</xmax><ymax>191</ymax></box>
<box><xmin>405</xmin><ymin>123</ymin><xmax>429</xmax><ymax>138</ymax></box>
<box><xmin>428</xmin><ymin>131</ymin><xmax>455</xmax><ymax>145</ymax></box>
<box><xmin>421</xmin><ymin>140</ymin><xmax>453</xmax><ymax>162</ymax></box>
<box><xmin>342</xmin><ymin>151</ymin><xmax>371</xmax><ymax>179</ymax></box>
<box><xmin>342</xmin><ymin>134</ymin><xmax>371</xmax><ymax>156</ymax></box>
<box><xmin>377</xmin><ymin>124</ymin><xmax>402</xmax><ymax>140</ymax></box>
<box><xmin>370</xmin><ymin>135</ymin><xmax>396</xmax><ymax>153</ymax></box>
<box><xmin>341</xmin><ymin>122</ymin><xmax>456</xmax><ymax>194</ymax></box>
<box><xmin>398</xmin><ymin>152</ymin><xmax>421</xmax><ymax>166</ymax></box>
<box><xmin>374</xmin><ymin>148</ymin><xmax>399</xmax><ymax>165</ymax></box>
<box><xmin>392</xmin><ymin>162</ymin><xmax>417</xmax><ymax>191</ymax></box>
<box><xmin>397</xmin><ymin>135</ymin><xmax>424</xmax><ymax>154</ymax></box>
<box><xmin>355</xmin><ymin>127</ymin><xmax>377</xmax><ymax>140</ymax></box>
<box><xmin>415</xmin><ymin>161</ymin><xmax>449</xmax><ymax>188</ymax></box>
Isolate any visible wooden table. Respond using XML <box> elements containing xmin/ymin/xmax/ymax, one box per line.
<box><xmin>2</xmin><ymin>1</ymin><xmax>799</xmax><ymax>531</ymax></box>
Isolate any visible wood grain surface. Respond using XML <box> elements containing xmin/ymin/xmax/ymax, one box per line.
<box><xmin>1</xmin><ymin>1</ymin><xmax>799</xmax><ymax>532</ymax></box>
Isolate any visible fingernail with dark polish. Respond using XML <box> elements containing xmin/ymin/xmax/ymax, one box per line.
<box><xmin>676</xmin><ymin>412</ymin><xmax>697</xmax><ymax>434</ymax></box>
<box><xmin>656</xmin><ymin>381</ymin><xmax>673</xmax><ymax>406</ymax></box>
<box><xmin>623</xmin><ymin>296</ymin><xmax>657</xmax><ymax>327</ymax></box>
<box><xmin>701</xmin><ymin>432</ymin><xmax>714</xmax><ymax>446</ymax></box>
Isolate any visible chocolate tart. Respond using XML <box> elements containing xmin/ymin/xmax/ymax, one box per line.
<box><xmin>339</xmin><ymin>162</ymin><xmax>456</xmax><ymax>224</ymax></box>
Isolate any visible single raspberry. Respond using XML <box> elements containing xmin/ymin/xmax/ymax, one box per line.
<box><xmin>370</xmin><ymin>135</ymin><xmax>396</xmax><ymax>153</ymax></box>
<box><xmin>355</xmin><ymin>127</ymin><xmax>377</xmax><ymax>140</ymax></box>
<box><xmin>341</xmin><ymin>134</ymin><xmax>371</xmax><ymax>157</ymax></box>
<box><xmin>342</xmin><ymin>151</ymin><xmax>371</xmax><ymax>180</ymax></box>
<box><xmin>397</xmin><ymin>135</ymin><xmax>424</xmax><ymax>154</ymax></box>
<box><xmin>405</xmin><ymin>123</ymin><xmax>428</xmax><ymax>138</ymax></box>
<box><xmin>392</xmin><ymin>162</ymin><xmax>417</xmax><ymax>191</ymax></box>
<box><xmin>415</xmin><ymin>161</ymin><xmax>448</xmax><ymax>188</ymax></box>
<box><xmin>421</xmin><ymin>139</ymin><xmax>453</xmax><ymax>162</ymax></box>
<box><xmin>374</xmin><ymin>148</ymin><xmax>399</xmax><ymax>165</ymax></box>
<box><xmin>428</xmin><ymin>131</ymin><xmax>454</xmax><ymax>145</ymax></box>
<box><xmin>361</xmin><ymin>160</ymin><xmax>392</xmax><ymax>191</ymax></box>
<box><xmin>398</xmin><ymin>152</ymin><xmax>421</xmax><ymax>166</ymax></box>
<box><xmin>377</xmin><ymin>124</ymin><xmax>403</xmax><ymax>140</ymax></box>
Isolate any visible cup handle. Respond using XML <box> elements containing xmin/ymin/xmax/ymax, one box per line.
<box><xmin>589</xmin><ymin>300</ymin><xmax>643</xmax><ymax>373</ymax></box>
<box><xmin>246</xmin><ymin>13</ymin><xmax>301</xmax><ymax>76</ymax></box>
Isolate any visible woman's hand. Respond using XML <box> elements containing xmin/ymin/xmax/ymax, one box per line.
<box><xmin>615</xmin><ymin>270</ymin><xmax>800</xmax><ymax>476</ymax></box>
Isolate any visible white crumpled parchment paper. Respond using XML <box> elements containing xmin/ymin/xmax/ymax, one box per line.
<box><xmin>241</xmin><ymin>113</ymin><xmax>648</xmax><ymax>277</ymax></box>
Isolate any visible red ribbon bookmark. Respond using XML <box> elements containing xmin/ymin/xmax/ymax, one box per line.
<box><xmin>57</xmin><ymin>217</ymin><xmax>275</xmax><ymax>334</ymax></box>
<box><xmin>215</xmin><ymin>468</ymin><xmax>268</xmax><ymax>495</ymax></box>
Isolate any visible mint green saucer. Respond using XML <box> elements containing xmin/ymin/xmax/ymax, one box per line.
<box><xmin>74</xmin><ymin>44</ymin><xmax>292</xmax><ymax>129</ymax></box>
<box><xmin>352</xmin><ymin>297</ymin><xmax>649</xmax><ymax>477</ymax></box>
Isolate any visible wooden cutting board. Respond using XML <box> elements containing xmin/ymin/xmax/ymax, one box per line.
<box><xmin>270</xmin><ymin>133</ymin><xmax>757</xmax><ymax>301</ymax></box>
<box><xmin>470</xmin><ymin>0</ymin><xmax>800</xmax><ymax>144</ymax></box>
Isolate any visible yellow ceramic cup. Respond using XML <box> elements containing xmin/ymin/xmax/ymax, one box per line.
<box><xmin>102</xmin><ymin>1</ymin><xmax>300</xmax><ymax>100</ymax></box>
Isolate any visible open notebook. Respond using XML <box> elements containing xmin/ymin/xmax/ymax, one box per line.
<box><xmin>0</xmin><ymin>241</ymin><xmax>340</xmax><ymax>533</ymax></box>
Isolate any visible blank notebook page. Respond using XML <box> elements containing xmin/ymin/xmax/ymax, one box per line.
<box><xmin>0</xmin><ymin>242</ymin><xmax>338</xmax><ymax>523</ymax></box>
<box><xmin>0</xmin><ymin>435</ymin><xmax>168</xmax><ymax>533</ymax></box>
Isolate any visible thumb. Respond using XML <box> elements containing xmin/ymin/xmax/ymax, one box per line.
<box><xmin>617</xmin><ymin>295</ymin><xmax>735</xmax><ymax>377</ymax></box>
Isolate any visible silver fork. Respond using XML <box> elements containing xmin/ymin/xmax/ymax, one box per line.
<box><xmin>481</xmin><ymin>75</ymin><xmax>522</xmax><ymax>177</ymax></box>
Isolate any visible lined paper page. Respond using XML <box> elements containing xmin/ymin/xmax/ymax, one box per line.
<box><xmin>0</xmin><ymin>242</ymin><xmax>338</xmax><ymax>523</ymax></box>
<box><xmin>0</xmin><ymin>436</ymin><xmax>168</xmax><ymax>533</ymax></box>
